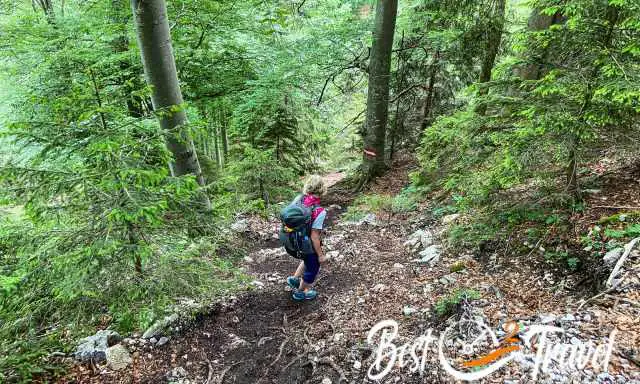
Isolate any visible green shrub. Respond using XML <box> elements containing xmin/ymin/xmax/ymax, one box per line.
<box><xmin>434</xmin><ymin>289</ymin><xmax>481</xmax><ymax>317</ymax></box>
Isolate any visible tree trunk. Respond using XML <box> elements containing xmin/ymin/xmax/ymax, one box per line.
<box><xmin>220</xmin><ymin>111</ymin><xmax>229</xmax><ymax>163</ymax></box>
<box><xmin>131</xmin><ymin>0</ymin><xmax>210</xmax><ymax>210</ymax></box>
<box><xmin>361</xmin><ymin>0</ymin><xmax>398</xmax><ymax>182</ymax></box>
<box><xmin>420</xmin><ymin>51</ymin><xmax>439</xmax><ymax>131</ymax></box>
<box><xmin>476</xmin><ymin>0</ymin><xmax>506</xmax><ymax>116</ymax></box>
<box><xmin>518</xmin><ymin>8</ymin><xmax>565</xmax><ymax>81</ymax></box>
<box><xmin>566</xmin><ymin>5</ymin><xmax>619</xmax><ymax>200</ymax></box>
<box><xmin>213</xmin><ymin>117</ymin><xmax>221</xmax><ymax>169</ymax></box>
<box><xmin>33</xmin><ymin>0</ymin><xmax>55</xmax><ymax>22</ymax></box>
<box><xmin>389</xmin><ymin>30</ymin><xmax>405</xmax><ymax>161</ymax></box>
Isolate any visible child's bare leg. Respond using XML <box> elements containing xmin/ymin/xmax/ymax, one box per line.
<box><xmin>293</xmin><ymin>261</ymin><xmax>305</xmax><ymax>278</ymax></box>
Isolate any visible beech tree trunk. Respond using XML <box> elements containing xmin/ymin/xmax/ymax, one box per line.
<box><xmin>361</xmin><ymin>0</ymin><xmax>398</xmax><ymax>182</ymax></box>
<box><xmin>131</xmin><ymin>0</ymin><xmax>210</xmax><ymax>209</ymax></box>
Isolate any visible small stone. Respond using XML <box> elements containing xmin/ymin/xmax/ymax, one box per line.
<box><xmin>570</xmin><ymin>337</ymin><xmax>581</xmax><ymax>345</ymax></box>
<box><xmin>243</xmin><ymin>256</ymin><xmax>254</xmax><ymax>263</ymax></box>
<box><xmin>561</xmin><ymin>314</ymin><xmax>576</xmax><ymax>322</ymax></box>
<box><xmin>169</xmin><ymin>366</ymin><xmax>188</xmax><ymax>379</ymax></box>
<box><xmin>539</xmin><ymin>314</ymin><xmax>556</xmax><ymax>324</ymax></box>
<box><xmin>321</xmin><ymin>378</ymin><xmax>332</xmax><ymax>384</ymax></box>
<box><xmin>402</xmin><ymin>306</ymin><xmax>418</xmax><ymax>316</ymax></box>
<box><xmin>393</xmin><ymin>263</ymin><xmax>404</xmax><ymax>269</ymax></box>
<box><xmin>74</xmin><ymin>329</ymin><xmax>121</xmax><ymax>362</ymax></box>
<box><xmin>250</xmin><ymin>280</ymin><xmax>265</xmax><ymax>288</ymax></box>
<box><xmin>371</xmin><ymin>283</ymin><xmax>386</xmax><ymax>293</ymax></box>
<box><xmin>441</xmin><ymin>213</ymin><xmax>461</xmax><ymax>225</ymax></box>
<box><xmin>231</xmin><ymin>219</ymin><xmax>249</xmax><ymax>233</ymax></box>
<box><xmin>438</xmin><ymin>275</ymin><xmax>456</xmax><ymax>285</ymax></box>
<box><xmin>603</xmin><ymin>248</ymin><xmax>623</xmax><ymax>267</ymax></box>
<box><xmin>150</xmin><ymin>337</ymin><xmax>157</xmax><ymax>344</ymax></box>
<box><xmin>326</xmin><ymin>250</ymin><xmax>339</xmax><ymax>260</ymax></box>
<box><xmin>106</xmin><ymin>344</ymin><xmax>132</xmax><ymax>371</ymax></box>
<box><xmin>157</xmin><ymin>337</ymin><xmax>169</xmax><ymax>346</ymax></box>
<box><xmin>142</xmin><ymin>313</ymin><xmax>179</xmax><ymax>339</ymax></box>
<box><xmin>416</xmin><ymin>245</ymin><xmax>441</xmax><ymax>266</ymax></box>
<box><xmin>333</xmin><ymin>333</ymin><xmax>343</xmax><ymax>343</ymax></box>
<box><xmin>353</xmin><ymin>360</ymin><xmax>362</xmax><ymax>370</ymax></box>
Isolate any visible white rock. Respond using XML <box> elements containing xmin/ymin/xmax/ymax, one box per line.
<box><xmin>561</xmin><ymin>314</ymin><xmax>576</xmax><ymax>322</ymax></box>
<box><xmin>231</xmin><ymin>219</ymin><xmax>249</xmax><ymax>233</ymax></box>
<box><xmin>393</xmin><ymin>263</ymin><xmax>404</xmax><ymax>269</ymax></box>
<box><xmin>372</xmin><ymin>283</ymin><xmax>386</xmax><ymax>293</ymax></box>
<box><xmin>441</xmin><ymin>213</ymin><xmax>461</xmax><ymax>225</ymax></box>
<box><xmin>402</xmin><ymin>306</ymin><xmax>418</xmax><ymax>316</ymax></box>
<box><xmin>326</xmin><ymin>250</ymin><xmax>339</xmax><ymax>260</ymax></box>
<box><xmin>539</xmin><ymin>314</ymin><xmax>557</xmax><ymax>324</ymax></box>
<box><xmin>243</xmin><ymin>256</ymin><xmax>254</xmax><ymax>263</ymax></box>
<box><xmin>157</xmin><ymin>337</ymin><xmax>169</xmax><ymax>346</ymax></box>
<box><xmin>106</xmin><ymin>345</ymin><xmax>132</xmax><ymax>371</ymax></box>
<box><xmin>416</xmin><ymin>245</ymin><xmax>441</xmax><ymax>266</ymax></box>
<box><xmin>359</xmin><ymin>213</ymin><xmax>378</xmax><ymax>226</ymax></box>
<box><xmin>142</xmin><ymin>313</ymin><xmax>179</xmax><ymax>339</ymax></box>
<box><xmin>321</xmin><ymin>378</ymin><xmax>332</xmax><ymax>384</ymax></box>
<box><xmin>353</xmin><ymin>360</ymin><xmax>362</xmax><ymax>370</ymax></box>
<box><xmin>603</xmin><ymin>248</ymin><xmax>623</xmax><ymax>267</ymax></box>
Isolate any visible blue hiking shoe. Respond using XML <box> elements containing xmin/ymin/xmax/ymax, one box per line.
<box><xmin>287</xmin><ymin>276</ymin><xmax>300</xmax><ymax>290</ymax></box>
<box><xmin>292</xmin><ymin>289</ymin><xmax>318</xmax><ymax>301</ymax></box>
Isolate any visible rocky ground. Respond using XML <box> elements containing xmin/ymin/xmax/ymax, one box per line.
<box><xmin>61</xmin><ymin>157</ymin><xmax>639</xmax><ymax>383</ymax></box>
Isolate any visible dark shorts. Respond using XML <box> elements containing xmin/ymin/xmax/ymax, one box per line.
<box><xmin>301</xmin><ymin>252</ymin><xmax>320</xmax><ymax>284</ymax></box>
<box><xmin>285</xmin><ymin>247</ymin><xmax>320</xmax><ymax>284</ymax></box>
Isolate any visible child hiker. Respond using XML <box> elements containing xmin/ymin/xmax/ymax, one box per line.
<box><xmin>279</xmin><ymin>175</ymin><xmax>328</xmax><ymax>301</ymax></box>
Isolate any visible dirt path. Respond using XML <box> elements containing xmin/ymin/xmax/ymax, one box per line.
<box><xmin>63</xmin><ymin>162</ymin><xmax>640</xmax><ymax>383</ymax></box>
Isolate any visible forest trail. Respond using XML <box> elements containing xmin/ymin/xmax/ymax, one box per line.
<box><xmin>65</xmin><ymin>157</ymin><xmax>639</xmax><ymax>384</ymax></box>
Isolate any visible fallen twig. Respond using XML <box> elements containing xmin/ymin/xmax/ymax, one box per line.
<box><xmin>281</xmin><ymin>353</ymin><xmax>305</xmax><ymax>373</ymax></box>
<box><xmin>269</xmin><ymin>338</ymin><xmax>289</xmax><ymax>368</ymax></box>
<box><xmin>616</xmin><ymin>350</ymin><xmax>640</xmax><ymax>368</ymax></box>
<box><xmin>603</xmin><ymin>294</ymin><xmax>640</xmax><ymax>308</ymax></box>
<box><xmin>606</xmin><ymin>236</ymin><xmax>640</xmax><ymax>288</ymax></box>
<box><xmin>257</xmin><ymin>336</ymin><xmax>274</xmax><ymax>347</ymax></box>
<box><xmin>204</xmin><ymin>359</ymin><xmax>213</xmax><ymax>384</ymax></box>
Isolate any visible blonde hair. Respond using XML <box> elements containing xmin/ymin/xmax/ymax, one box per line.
<box><xmin>303</xmin><ymin>174</ymin><xmax>326</xmax><ymax>196</ymax></box>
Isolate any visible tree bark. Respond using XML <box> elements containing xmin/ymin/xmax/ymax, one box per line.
<box><xmin>389</xmin><ymin>30</ymin><xmax>404</xmax><ymax>161</ymax></box>
<box><xmin>420</xmin><ymin>51</ymin><xmax>439</xmax><ymax>131</ymax></box>
<box><xmin>33</xmin><ymin>0</ymin><xmax>55</xmax><ymax>23</ymax></box>
<box><xmin>518</xmin><ymin>8</ymin><xmax>564</xmax><ymax>81</ymax></box>
<box><xmin>131</xmin><ymin>0</ymin><xmax>210</xmax><ymax>210</ymax></box>
<box><xmin>220</xmin><ymin>110</ymin><xmax>229</xmax><ymax>163</ymax></box>
<box><xmin>361</xmin><ymin>0</ymin><xmax>398</xmax><ymax>181</ymax></box>
<box><xmin>476</xmin><ymin>0</ymin><xmax>506</xmax><ymax>116</ymax></box>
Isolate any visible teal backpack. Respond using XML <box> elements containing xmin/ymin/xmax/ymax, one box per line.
<box><xmin>279</xmin><ymin>195</ymin><xmax>319</xmax><ymax>259</ymax></box>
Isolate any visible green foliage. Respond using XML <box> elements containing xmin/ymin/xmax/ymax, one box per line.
<box><xmin>434</xmin><ymin>289</ymin><xmax>481</xmax><ymax>317</ymax></box>
<box><xmin>0</xmin><ymin>0</ymin><xmax>375</xmax><ymax>378</ymax></box>
<box><xmin>391</xmin><ymin>186</ymin><xmax>423</xmax><ymax>214</ymax></box>
<box><xmin>343</xmin><ymin>193</ymin><xmax>393</xmax><ymax>221</ymax></box>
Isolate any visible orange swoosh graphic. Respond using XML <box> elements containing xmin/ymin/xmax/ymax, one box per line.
<box><xmin>461</xmin><ymin>345</ymin><xmax>521</xmax><ymax>368</ymax></box>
